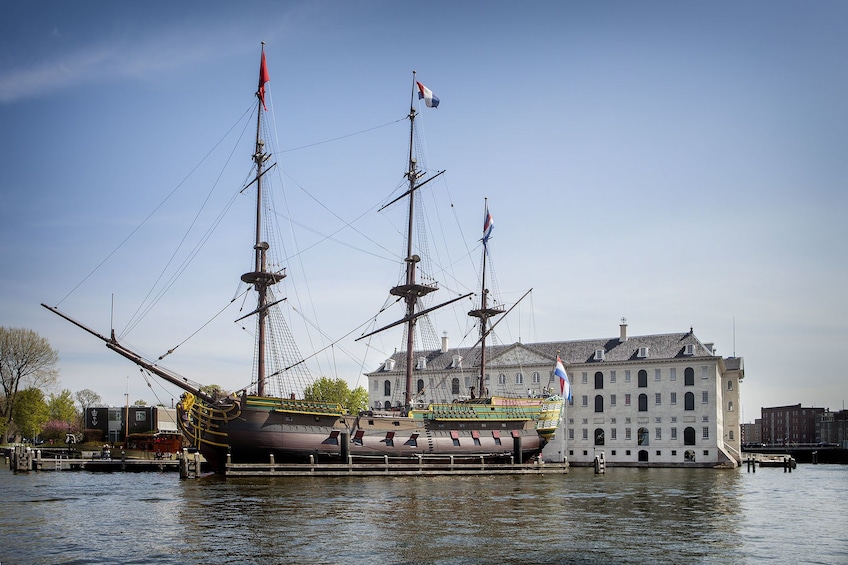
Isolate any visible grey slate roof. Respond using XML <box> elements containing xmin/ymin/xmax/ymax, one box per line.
<box><xmin>367</xmin><ymin>329</ymin><xmax>730</xmax><ymax>375</ymax></box>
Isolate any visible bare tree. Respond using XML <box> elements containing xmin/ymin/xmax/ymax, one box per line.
<box><xmin>1</xmin><ymin>327</ymin><xmax>59</xmax><ymax>427</ymax></box>
<box><xmin>75</xmin><ymin>388</ymin><xmax>102</xmax><ymax>427</ymax></box>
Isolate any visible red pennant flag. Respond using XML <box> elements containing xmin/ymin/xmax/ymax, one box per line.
<box><xmin>258</xmin><ymin>51</ymin><xmax>270</xmax><ymax>111</ymax></box>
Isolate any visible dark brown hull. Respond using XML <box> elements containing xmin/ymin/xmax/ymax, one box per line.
<box><xmin>180</xmin><ymin>398</ymin><xmax>547</xmax><ymax>473</ymax></box>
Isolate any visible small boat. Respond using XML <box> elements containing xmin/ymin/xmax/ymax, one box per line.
<box><xmin>44</xmin><ymin>45</ymin><xmax>563</xmax><ymax>473</ymax></box>
<box><xmin>758</xmin><ymin>454</ymin><xmax>796</xmax><ymax>468</ymax></box>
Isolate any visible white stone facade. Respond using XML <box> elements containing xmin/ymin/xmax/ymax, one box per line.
<box><xmin>364</xmin><ymin>324</ymin><xmax>744</xmax><ymax>468</ymax></box>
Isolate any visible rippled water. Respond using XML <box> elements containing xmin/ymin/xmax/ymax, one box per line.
<box><xmin>1</xmin><ymin>464</ymin><xmax>846</xmax><ymax>564</ymax></box>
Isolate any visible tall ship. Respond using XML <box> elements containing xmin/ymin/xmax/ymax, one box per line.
<box><xmin>44</xmin><ymin>46</ymin><xmax>563</xmax><ymax>473</ymax></box>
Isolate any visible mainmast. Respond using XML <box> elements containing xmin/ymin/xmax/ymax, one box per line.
<box><xmin>389</xmin><ymin>71</ymin><xmax>439</xmax><ymax>412</ymax></box>
<box><xmin>357</xmin><ymin>72</ymin><xmax>470</xmax><ymax>412</ymax></box>
<box><xmin>467</xmin><ymin>199</ymin><xmax>503</xmax><ymax>399</ymax></box>
<box><xmin>240</xmin><ymin>43</ymin><xmax>284</xmax><ymax>397</ymax></box>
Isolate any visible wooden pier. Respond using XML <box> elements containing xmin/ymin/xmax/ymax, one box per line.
<box><xmin>179</xmin><ymin>451</ymin><xmax>569</xmax><ymax>478</ymax></box>
<box><xmin>8</xmin><ymin>445</ymin><xmax>179</xmax><ymax>472</ymax></box>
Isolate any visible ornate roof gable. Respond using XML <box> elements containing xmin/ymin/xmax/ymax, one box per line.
<box><xmin>487</xmin><ymin>343</ymin><xmax>554</xmax><ymax>368</ymax></box>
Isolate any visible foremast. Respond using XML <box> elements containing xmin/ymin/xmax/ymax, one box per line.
<box><xmin>239</xmin><ymin>43</ymin><xmax>284</xmax><ymax>397</ymax></box>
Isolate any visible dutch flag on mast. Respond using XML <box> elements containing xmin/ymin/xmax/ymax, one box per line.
<box><xmin>416</xmin><ymin>81</ymin><xmax>440</xmax><ymax>108</ymax></box>
<box><xmin>482</xmin><ymin>204</ymin><xmax>494</xmax><ymax>245</ymax></box>
<box><xmin>554</xmin><ymin>355</ymin><xmax>571</xmax><ymax>401</ymax></box>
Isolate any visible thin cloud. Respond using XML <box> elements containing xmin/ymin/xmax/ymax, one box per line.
<box><xmin>0</xmin><ymin>24</ymin><xmax>251</xmax><ymax>104</ymax></box>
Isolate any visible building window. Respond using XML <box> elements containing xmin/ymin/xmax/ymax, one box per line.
<box><xmin>670</xmin><ymin>392</ymin><xmax>677</xmax><ymax>405</ymax></box>
<box><xmin>684</xmin><ymin>367</ymin><xmax>695</xmax><ymax>386</ymax></box>
<box><xmin>625</xmin><ymin>370</ymin><xmax>631</xmax><ymax>383</ymax></box>
<box><xmin>372</xmin><ymin>380</ymin><xmax>379</xmax><ymax>391</ymax></box>
<box><xmin>701</xmin><ymin>366</ymin><xmax>709</xmax><ymax>379</ymax></box>
<box><xmin>532</xmin><ymin>372</ymin><xmax>540</xmax><ymax>384</ymax></box>
<box><xmin>384</xmin><ymin>380</ymin><xmax>391</xmax><ymax>396</ymax></box>
<box><xmin>417</xmin><ymin>379</ymin><xmax>424</xmax><ymax>394</ymax></box>
<box><xmin>594</xmin><ymin>428</ymin><xmax>605</xmax><ymax>445</ymax></box>
<box><xmin>625</xmin><ymin>394</ymin><xmax>631</xmax><ymax>406</ymax></box>
<box><xmin>451</xmin><ymin>378</ymin><xmax>460</xmax><ymax>395</ymax></box>
<box><xmin>638</xmin><ymin>394</ymin><xmax>648</xmax><ymax>412</ymax></box>
<box><xmin>638</xmin><ymin>370</ymin><xmax>648</xmax><ymax>388</ymax></box>
<box><xmin>498</xmin><ymin>374</ymin><xmax>506</xmax><ymax>385</ymax></box>
<box><xmin>655</xmin><ymin>428</ymin><xmax>662</xmax><ymax>440</ymax></box>
<box><xmin>728</xmin><ymin>401</ymin><xmax>734</xmax><ymax>412</ymax></box>
<box><xmin>594</xmin><ymin>371</ymin><xmax>604</xmax><ymax>389</ymax></box>
<box><xmin>625</xmin><ymin>428</ymin><xmax>632</xmax><ymax>441</ymax></box>
<box><xmin>702</xmin><ymin>427</ymin><xmax>710</xmax><ymax>440</ymax></box>
<box><xmin>582</xmin><ymin>429</ymin><xmax>588</xmax><ymax>440</ymax></box>
<box><xmin>582</xmin><ymin>395</ymin><xmax>588</xmax><ymax>407</ymax></box>
<box><xmin>582</xmin><ymin>372</ymin><xmax>588</xmax><ymax>385</ymax></box>
<box><xmin>610</xmin><ymin>370</ymin><xmax>617</xmax><ymax>383</ymax></box>
<box><xmin>655</xmin><ymin>393</ymin><xmax>662</xmax><ymax>405</ymax></box>
<box><xmin>568</xmin><ymin>428</ymin><xmax>574</xmax><ymax>440</ymax></box>
<box><xmin>655</xmin><ymin>369</ymin><xmax>661</xmax><ymax>381</ymax></box>
<box><xmin>610</xmin><ymin>394</ymin><xmax>617</xmax><ymax>407</ymax></box>
<box><xmin>515</xmin><ymin>373</ymin><xmax>524</xmax><ymax>385</ymax></box>
<box><xmin>729</xmin><ymin>430</ymin><xmax>734</xmax><ymax>440</ymax></box>
<box><xmin>702</xmin><ymin>391</ymin><xmax>709</xmax><ymax>404</ymax></box>
<box><xmin>670</xmin><ymin>368</ymin><xmax>677</xmax><ymax>381</ymax></box>
<box><xmin>638</xmin><ymin>427</ymin><xmax>649</xmax><ymax>446</ymax></box>
<box><xmin>684</xmin><ymin>427</ymin><xmax>696</xmax><ymax>445</ymax></box>
<box><xmin>611</xmin><ymin>428</ymin><xmax>617</xmax><ymax>440</ymax></box>
<box><xmin>595</xmin><ymin>395</ymin><xmax>604</xmax><ymax>413</ymax></box>
<box><xmin>727</xmin><ymin>380</ymin><xmax>733</xmax><ymax>391</ymax></box>
<box><xmin>684</xmin><ymin>392</ymin><xmax>695</xmax><ymax>411</ymax></box>
<box><xmin>671</xmin><ymin>427</ymin><xmax>677</xmax><ymax>440</ymax></box>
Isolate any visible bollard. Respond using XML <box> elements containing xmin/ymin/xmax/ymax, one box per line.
<box><xmin>340</xmin><ymin>432</ymin><xmax>349</xmax><ymax>461</ymax></box>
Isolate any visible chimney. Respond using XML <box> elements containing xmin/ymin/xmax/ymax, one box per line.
<box><xmin>441</xmin><ymin>332</ymin><xmax>449</xmax><ymax>353</ymax></box>
<box><xmin>619</xmin><ymin>317</ymin><xmax>628</xmax><ymax>343</ymax></box>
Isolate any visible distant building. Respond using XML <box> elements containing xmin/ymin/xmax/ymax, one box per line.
<box><xmin>760</xmin><ymin>404</ymin><xmax>824</xmax><ymax>445</ymax></box>
<box><xmin>741</xmin><ymin>419</ymin><xmax>763</xmax><ymax>445</ymax></box>
<box><xmin>365</xmin><ymin>322</ymin><xmax>744</xmax><ymax>468</ymax></box>
<box><xmin>85</xmin><ymin>405</ymin><xmax>178</xmax><ymax>444</ymax></box>
<box><xmin>817</xmin><ymin>409</ymin><xmax>848</xmax><ymax>447</ymax></box>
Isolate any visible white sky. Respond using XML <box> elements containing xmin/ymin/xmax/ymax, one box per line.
<box><xmin>1</xmin><ymin>1</ymin><xmax>846</xmax><ymax>422</ymax></box>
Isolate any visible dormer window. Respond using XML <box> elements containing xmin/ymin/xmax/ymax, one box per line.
<box><xmin>451</xmin><ymin>355</ymin><xmax>462</xmax><ymax>369</ymax></box>
<box><xmin>637</xmin><ymin>347</ymin><xmax>649</xmax><ymax>359</ymax></box>
<box><xmin>683</xmin><ymin>344</ymin><xmax>694</xmax><ymax>356</ymax></box>
<box><xmin>416</xmin><ymin>357</ymin><xmax>427</xmax><ymax>370</ymax></box>
<box><xmin>594</xmin><ymin>349</ymin><xmax>605</xmax><ymax>361</ymax></box>
<box><xmin>383</xmin><ymin>358</ymin><xmax>396</xmax><ymax>371</ymax></box>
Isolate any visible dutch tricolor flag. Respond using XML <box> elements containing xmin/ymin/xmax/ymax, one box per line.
<box><xmin>416</xmin><ymin>81</ymin><xmax>440</xmax><ymax>108</ymax></box>
<box><xmin>482</xmin><ymin>205</ymin><xmax>494</xmax><ymax>244</ymax></box>
<box><xmin>554</xmin><ymin>356</ymin><xmax>571</xmax><ymax>401</ymax></box>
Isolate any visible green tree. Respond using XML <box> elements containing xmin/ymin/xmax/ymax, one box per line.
<box><xmin>1</xmin><ymin>328</ymin><xmax>59</xmax><ymax>429</ymax></box>
<box><xmin>49</xmin><ymin>389</ymin><xmax>78</xmax><ymax>423</ymax></box>
<box><xmin>133</xmin><ymin>399</ymin><xmax>148</xmax><ymax>407</ymax></box>
<box><xmin>304</xmin><ymin>377</ymin><xmax>368</xmax><ymax>414</ymax></box>
<box><xmin>13</xmin><ymin>388</ymin><xmax>49</xmax><ymax>440</ymax></box>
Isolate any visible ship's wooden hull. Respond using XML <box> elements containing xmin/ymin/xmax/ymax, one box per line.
<box><xmin>179</xmin><ymin>394</ymin><xmax>552</xmax><ymax>473</ymax></box>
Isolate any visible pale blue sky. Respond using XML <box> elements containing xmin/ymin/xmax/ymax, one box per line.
<box><xmin>1</xmin><ymin>1</ymin><xmax>846</xmax><ymax>420</ymax></box>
